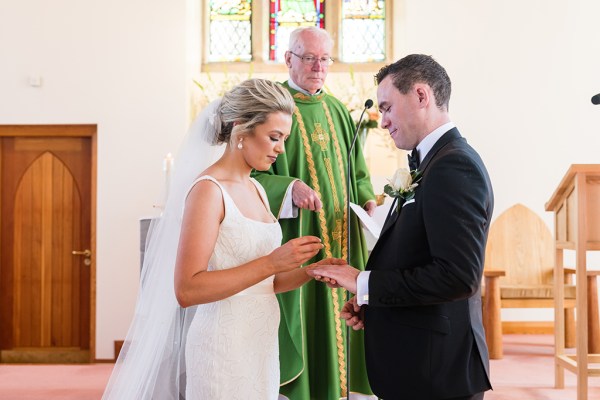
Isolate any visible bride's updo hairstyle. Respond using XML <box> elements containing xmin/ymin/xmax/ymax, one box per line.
<box><xmin>214</xmin><ymin>78</ymin><xmax>295</xmax><ymax>144</ymax></box>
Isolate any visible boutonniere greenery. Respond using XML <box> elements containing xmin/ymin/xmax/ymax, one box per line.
<box><xmin>383</xmin><ymin>168</ymin><xmax>423</xmax><ymax>211</ymax></box>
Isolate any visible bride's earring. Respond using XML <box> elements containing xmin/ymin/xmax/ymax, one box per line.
<box><xmin>237</xmin><ymin>138</ymin><xmax>243</xmax><ymax>150</ymax></box>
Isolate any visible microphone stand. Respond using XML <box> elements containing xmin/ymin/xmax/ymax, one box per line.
<box><xmin>345</xmin><ymin>99</ymin><xmax>373</xmax><ymax>399</ymax></box>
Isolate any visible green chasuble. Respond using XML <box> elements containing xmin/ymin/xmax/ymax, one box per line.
<box><xmin>252</xmin><ymin>82</ymin><xmax>375</xmax><ymax>399</ymax></box>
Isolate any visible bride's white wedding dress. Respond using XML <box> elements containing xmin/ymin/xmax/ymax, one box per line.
<box><xmin>184</xmin><ymin>175</ymin><xmax>281</xmax><ymax>400</ymax></box>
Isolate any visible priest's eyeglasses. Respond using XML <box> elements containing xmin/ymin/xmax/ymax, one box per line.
<box><xmin>289</xmin><ymin>51</ymin><xmax>334</xmax><ymax>66</ymax></box>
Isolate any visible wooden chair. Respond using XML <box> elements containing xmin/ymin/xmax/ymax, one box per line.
<box><xmin>482</xmin><ymin>204</ymin><xmax>577</xmax><ymax>359</ymax></box>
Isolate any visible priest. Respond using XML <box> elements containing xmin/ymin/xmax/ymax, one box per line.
<box><xmin>253</xmin><ymin>26</ymin><xmax>377</xmax><ymax>400</ymax></box>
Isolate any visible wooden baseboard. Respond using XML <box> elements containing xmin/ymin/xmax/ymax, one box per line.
<box><xmin>114</xmin><ymin>340</ymin><xmax>124</xmax><ymax>362</ymax></box>
<box><xmin>502</xmin><ymin>321</ymin><xmax>553</xmax><ymax>334</ymax></box>
<box><xmin>91</xmin><ymin>340</ymin><xmax>124</xmax><ymax>363</ymax></box>
<box><xmin>94</xmin><ymin>358</ymin><xmax>115</xmax><ymax>363</ymax></box>
<box><xmin>1</xmin><ymin>348</ymin><xmax>90</xmax><ymax>363</ymax></box>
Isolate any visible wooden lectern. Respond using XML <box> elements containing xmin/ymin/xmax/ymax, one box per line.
<box><xmin>545</xmin><ymin>164</ymin><xmax>600</xmax><ymax>400</ymax></box>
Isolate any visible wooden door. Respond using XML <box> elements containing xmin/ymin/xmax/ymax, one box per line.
<box><xmin>0</xmin><ymin>125</ymin><xmax>96</xmax><ymax>363</ymax></box>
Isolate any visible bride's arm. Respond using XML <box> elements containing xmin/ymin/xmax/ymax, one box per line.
<box><xmin>174</xmin><ymin>181</ymin><xmax>322</xmax><ymax>307</ymax></box>
<box><xmin>174</xmin><ymin>180</ymin><xmax>271</xmax><ymax>307</ymax></box>
<box><xmin>273</xmin><ymin>268</ymin><xmax>312</xmax><ymax>294</ymax></box>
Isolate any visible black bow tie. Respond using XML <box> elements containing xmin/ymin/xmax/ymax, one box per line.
<box><xmin>408</xmin><ymin>149</ymin><xmax>420</xmax><ymax>171</ymax></box>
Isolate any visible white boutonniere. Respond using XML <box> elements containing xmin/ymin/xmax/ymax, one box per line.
<box><xmin>383</xmin><ymin>168</ymin><xmax>423</xmax><ymax>211</ymax></box>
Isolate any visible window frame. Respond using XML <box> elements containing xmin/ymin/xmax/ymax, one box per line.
<box><xmin>201</xmin><ymin>0</ymin><xmax>394</xmax><ymax>73</ymax></box>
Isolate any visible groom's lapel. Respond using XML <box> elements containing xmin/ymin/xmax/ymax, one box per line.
<box><xmin>379</xmin><ymin>198</ymin><xmax>402</xmax><ymax>238</ymax></box>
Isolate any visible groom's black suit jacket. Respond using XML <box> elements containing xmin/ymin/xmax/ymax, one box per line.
<box><xmin>364</xmin><ymin>128</ymin><xmax>493</xmax><ymax>399</ymax></box>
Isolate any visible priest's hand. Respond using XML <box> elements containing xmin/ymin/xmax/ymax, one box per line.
<box><xmin>363</xmin><ymin>200</ymin><xmax>377</xmax><ymax>217</ymax></box>
<box><xmin>341</xmin><ymin>296</ymin><xmax>364</xmax><ymax>330</ymax></box>
<box><xmin>292</xmin><ymin>180</ymin><xmax>322</xmax><ymax>211</ymax></box>
<box><xmin>308</xmin><ymin>263</ymin><xmax>359</xmax><ymax>294</ymax></box>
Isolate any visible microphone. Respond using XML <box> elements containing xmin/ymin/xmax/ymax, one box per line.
<box><xmin>592</xmin><ymin>93</ymin><xmax>600</xmax><ymax>105</ymax></box>
<box><xmin>345</xmin><ymin>98</ymin><xmax>373</xmax><ymax>399</ymax></box>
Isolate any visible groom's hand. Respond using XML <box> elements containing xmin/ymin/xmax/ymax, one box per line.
<box><xmin>307</xmin><ymin>263</ymin><xmax>359</xmax><ymax>294</ymax></box>
<box><xmin>305</xmin><ymin>258</ymin><xmax>345</xmax><ymax>288</ymax></box>
<box><xmin>341</xmin><ymin>296</ymin><xmax>364</xmax><ymax>330</ymax></box>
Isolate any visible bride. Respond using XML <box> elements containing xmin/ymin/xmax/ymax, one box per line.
<box><xmin>103</xmin><ymin>79</ymin><xmax>325</xmax><ymax>399</ymax></box>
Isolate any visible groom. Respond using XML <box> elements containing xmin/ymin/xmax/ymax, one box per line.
<box><xmin>309</xmin><ymin>54</ymin><xmax>494</xmax><ymax>400</ymax></box>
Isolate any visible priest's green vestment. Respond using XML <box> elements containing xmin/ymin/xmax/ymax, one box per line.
<box><xmin>253</xmin><ymin>82</ymin><xmax>375</xmax><ymax>399</ymax></box>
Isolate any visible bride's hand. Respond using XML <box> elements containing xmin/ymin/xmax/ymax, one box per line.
<box><xmin>268</xmin><ymin>236</ymin><xmax>323</xmax><ymax>273</ymax></box>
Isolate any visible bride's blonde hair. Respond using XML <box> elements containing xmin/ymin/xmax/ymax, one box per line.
<box><xmin>214</xmin><ymin>78</ymin><xmax>295</xmax><ymax>144</ymax></box>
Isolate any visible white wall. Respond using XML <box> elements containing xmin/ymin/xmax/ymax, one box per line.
<box><xmin>397</xmin><ymin>0</ymin><xmax>600</xmax><ymax>223</ymax></box>
<box><xmin>0</xmin><ymin>0</ymin><xmax>190</xmax><ymax>359</ymax></box>
<box><xmin>0</xmin><ymin>0</ymin><xmax>599</xmax><ymax>359</ymax></box>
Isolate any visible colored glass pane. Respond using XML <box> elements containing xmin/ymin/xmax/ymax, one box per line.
<box><xmin>269</xmin><ymin>0</ymin><xmax>326</xmax><ymax>62</ymax></box>
<box><xmin>341</xmin><ymin>0</ymin><xmax>385</xmax><ymax>62</ymax></box>
<box><xmin>208</xmin><ymin>0</ymin><xmax>252</xmax><ymax>62</ymax></box>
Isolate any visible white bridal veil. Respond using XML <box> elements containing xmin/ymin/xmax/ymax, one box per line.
<box><xmin>102</xmin><ymin>100</ymin><xmax>225</xmax><ymax>399</ymax></box>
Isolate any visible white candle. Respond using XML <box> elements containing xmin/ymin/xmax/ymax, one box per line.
<box><xmin>163</xmin><ymin>152</ymin><xmax>174</xmax><ymax>198</ymax></box>
<box><xmin>163</xmin><ymin>152</ymin><xmax>173</xmax><ymax>173</ymax></box>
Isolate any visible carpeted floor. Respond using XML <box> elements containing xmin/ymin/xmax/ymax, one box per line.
<box><xmin>486</xmin><ymin>334</ymin><xmax>600</xmax><ymax>400</ymax></box>
<box><xmin>0</xmin><ymin>335</ymin><xmax>598</xmax><ymax>399</ymax></box>
<box><xmin>0</xmin><ymin>363</ymin><xmax>112</xmax><ymax>399</ymax></box>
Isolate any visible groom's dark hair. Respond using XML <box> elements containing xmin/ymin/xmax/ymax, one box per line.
<box><xmin>375</xmin><ymin>54</ymin><xmax>451</xmax><ymax>111</ymax></box>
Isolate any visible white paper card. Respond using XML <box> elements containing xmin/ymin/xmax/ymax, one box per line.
<box><xmin>350</xmin><ymin>202</ymin><xmax>383</xmax><ymax>239</ymax></box>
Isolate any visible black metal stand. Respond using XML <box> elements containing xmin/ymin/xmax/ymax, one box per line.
<box><xmin>345</xmin><ymin>99</ymin><xmax>373</xmax><ymax>399</ymax></box>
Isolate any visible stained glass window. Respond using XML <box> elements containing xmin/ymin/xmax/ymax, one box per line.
<box><xmin>269</xmin><ymin>0</ymin><xmax>326</xmax><ymax>62</ymax></box>
<box><xmin>203</xmin><ymin>1</ymin><xmax>388</xmax><ymax>68</ymax></box>
<box><xmin>341</xmin><ymin>0</ymin><xmax>385</xmax><ymax>62</ymax></box>
<box><xmin>208</xmin><ymin>0</ymin><xmax>252</xmax><ymax>62</ymax></box>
